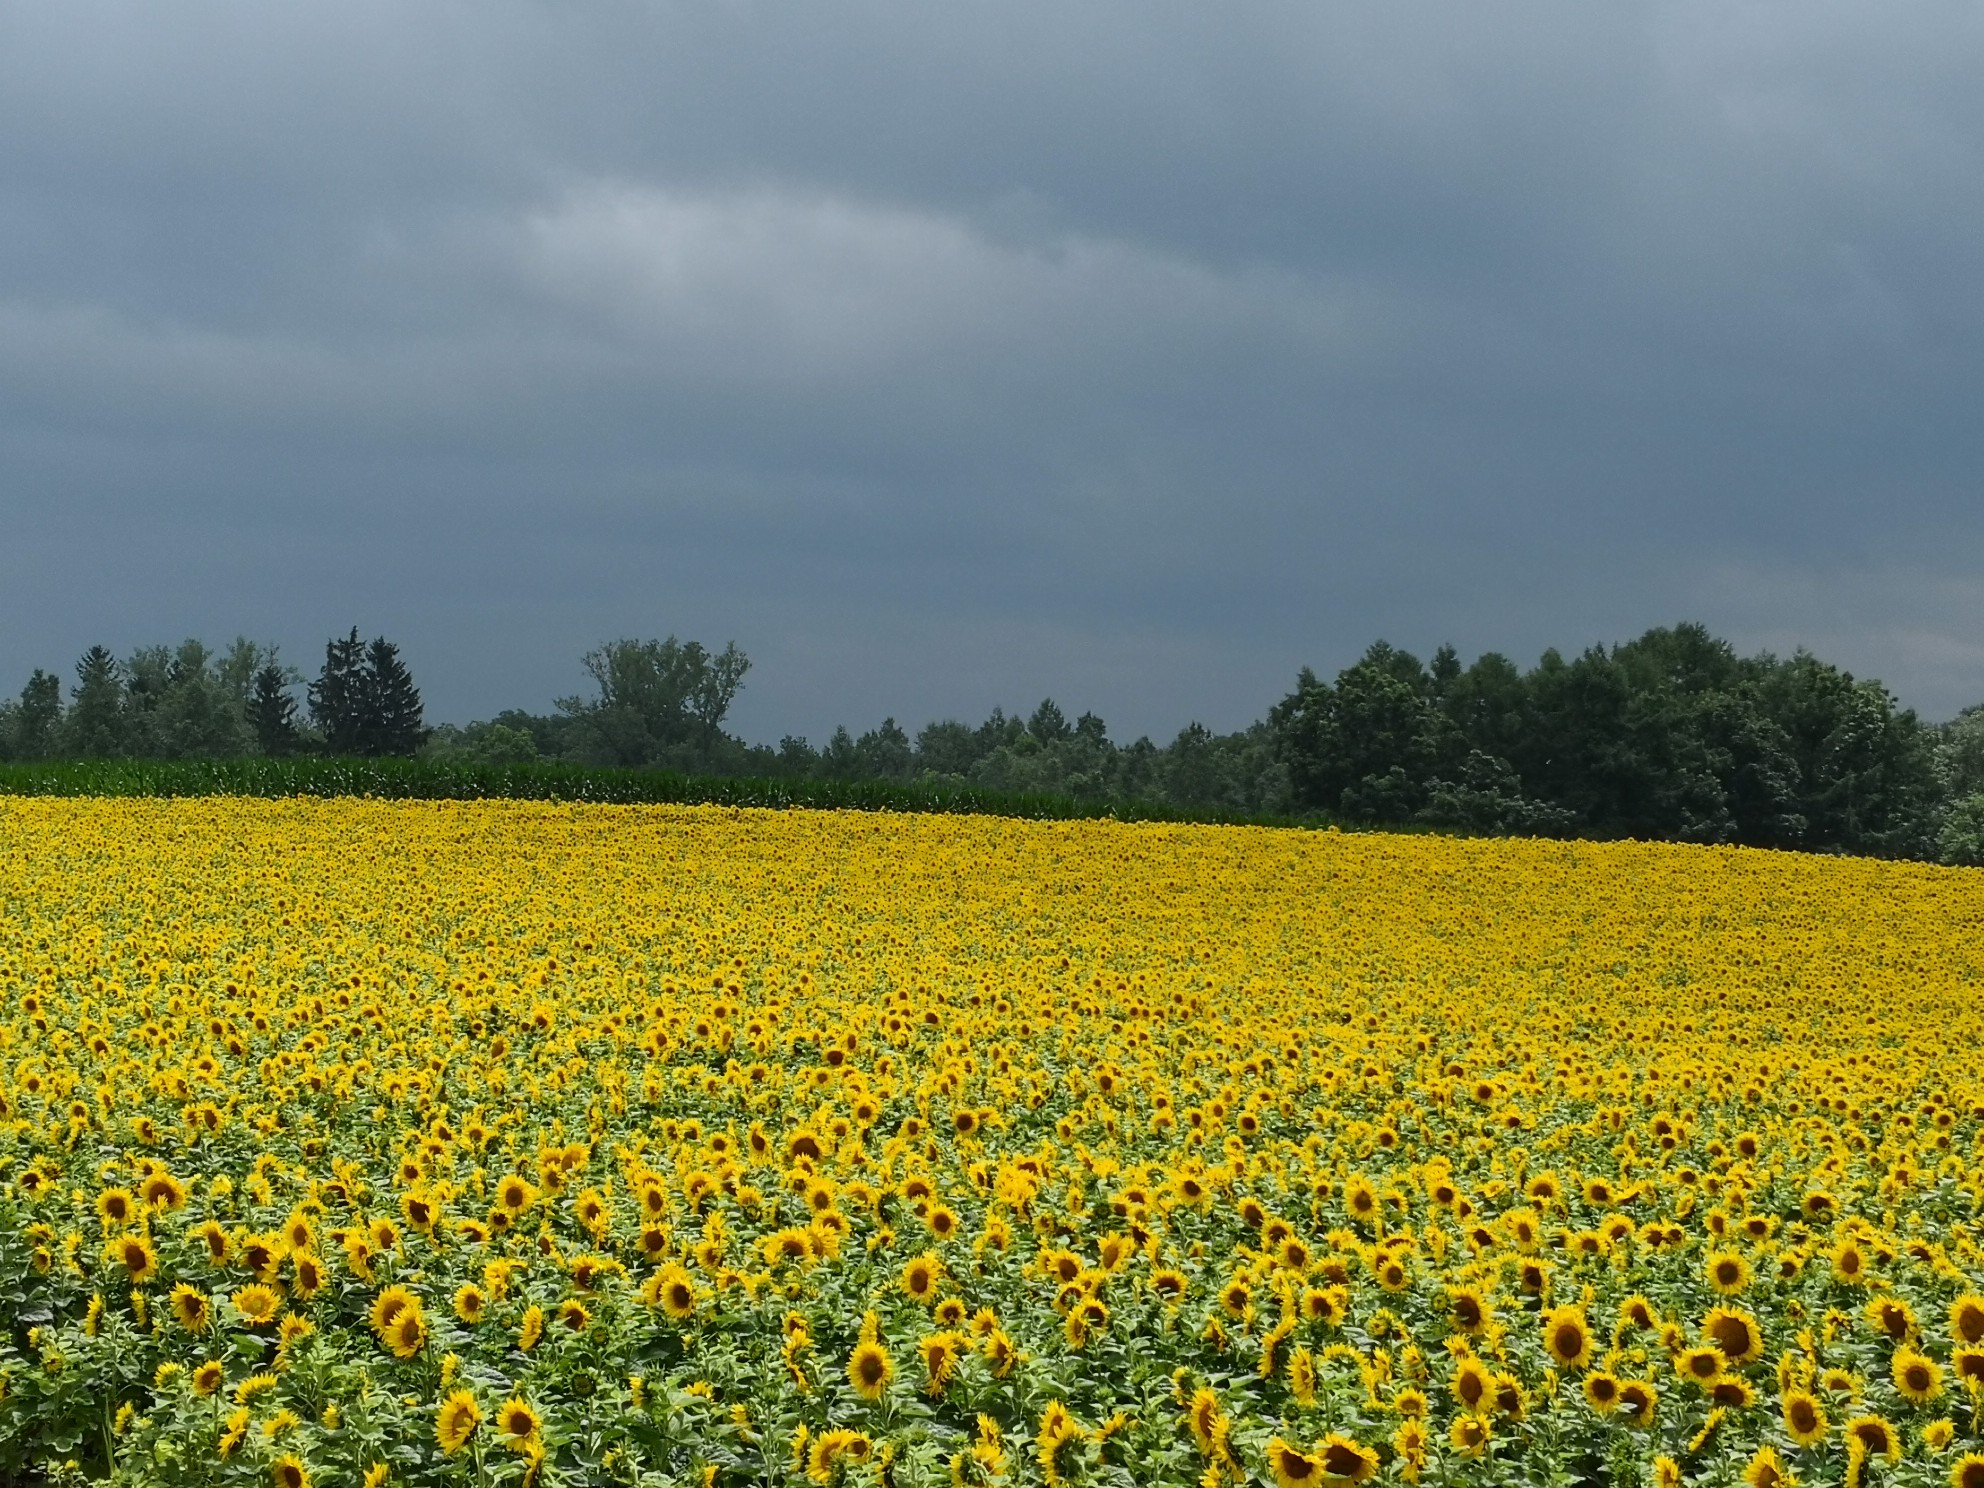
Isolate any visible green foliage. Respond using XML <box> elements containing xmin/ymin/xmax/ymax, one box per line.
<box><xmin>1274</xmin><ymin>624</ymin><xmax>1946</xmax><ymax>859</ymax></box>
<box><xmin>1</xmin><ymin>669</ymin><xmax>64</xmax><ymax>761</ymax></box>
<box><xmin>248</xmin><ymin>663</ymin><xmax>301</xmax><ymax>756</ymax></box>
<box><xmin>310</xmin><ymin>629</ymin><xmax>425</xmax><ymax>757</ymax></box>
<box><xmin>557</xmin><ymin>637</ymin><xmax>748</xmax><ymax>768</ymax></box>
<box><xmin>0</xmin><ymin>755</ymin><xmax>1310</xmax><ymax>828</ymax></box>
<box><xmin>4</xmin><ymin>621</ymin><xmax>1979</xmax><ymax>860</ymax></box>
<box><xmin>1940</xmin><ymin>794</ymin><xmax>1984</xmax><ymax>867</ymax></box>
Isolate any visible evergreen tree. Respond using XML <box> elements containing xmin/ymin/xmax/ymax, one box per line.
<box><xmin>361</xmin><ymin>637</ymin><xmax>425</xmax><ymax>756</ymax></box>
<box><xmin>1028</xmin><ymin>698</ymin><xmax>1071</xmax><ymax>743</ymax></box>
<box><xmin>248</xmin><ymin>663</ymin><xmax>301</xmax><ymax>756</ymax></box>
<box><xmin>11</xmin><ymin>670</ymin><xmax>62</xmax><ymax>761</ymax></box>
<box><xmin>63</xmin><ymin>645</ymin><xmax>126</xmax><ymax>757</ymax></box>
<box><xmin>309</xmin><ymin>628</ymin><xmax>369</xmax><ymax>754</ymax></box>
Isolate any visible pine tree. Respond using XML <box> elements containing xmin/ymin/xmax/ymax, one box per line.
<box><xmin>11</xmin><ymin>671</ymin><xmax>61</xmax><ymax>761</ymax></box>
<box><xmin>309</xmin><ymin>628</ymin><xmax>368</xmax><ymax>754</ymax></box>
<box><xmin>362</xmin><ymin>637</ymin><xmax>425</xmax><ymax>756</ymax></box>
<box><xmin>64</xmin><ymin>645</ymin><xmax>126</xmax><ymax>757</ymax></box>
<box><xmin>248</xmin><ymin>663</ymin><xmax>300</xmax><ymax>756</ymax></box>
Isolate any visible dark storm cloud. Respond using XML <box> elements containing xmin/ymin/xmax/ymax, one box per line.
<box><xmin>3</xmin><ymin>0</ymin><xmax>1982</xmax><ymax>739</ymax></box>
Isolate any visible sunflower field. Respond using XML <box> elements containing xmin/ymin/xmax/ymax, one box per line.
<box><xmin>3</xmin><ymin>798</ymin><xmax>1984</xmax><ymax>1488</ymax></box>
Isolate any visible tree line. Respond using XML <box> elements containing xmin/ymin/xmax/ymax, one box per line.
<box><xmin>0</xmin><ymin>629</ymin><xmax>424</xmax><ymax>765</ymax></box>
<box><xmin>5</xmin><ymin>622</ymin><xmax>1982</xmax><ymax>863</ymax></box>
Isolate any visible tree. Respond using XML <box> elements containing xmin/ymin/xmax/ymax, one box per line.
<box><xmin>248</xmin><ymin>663</ymin><xmax>301</xmax><ymax>756</ymax></box>
<box><xmin>855</xmin><ymin>718</ymin><xmax>913</xmax><ymax>779</ymax></box>
<box><xmin>560</xmin><ymin>636</ymin><xmax>750</xmax><ymax>769</ymax></box>
<box><xmin>1937</xmin><ymin>706</ymin><xmax>1984</xmax><ymax>801</ymax></box>
<box><xmin>310</xmin><ymin>629</ymin><xmax>370</xmax><ymax>754</ymax></box>
<box><xmin>8</xmin><ymin>670</ymin><xmax>61</xmax><ymax>760</ymax></box>
<box><xmin>1029</xmin><ymin>699</ymin><xmax>1071</xmax><ymax>744</ymax></box>
<box><xmin>1271</xmin><ymin>643</ymin><xmax>1443</xmax><ymax>820</ymax></box>
<box><xmin>913</xmin><ymin>720</ymin><xmax>980</xmax><ymax>778</ymax></box>
<box><xmin>155</xmin><ymin>639</ymin><xmax>251</xmax><ymax>758</ymax></box>
<box><xmin>361</xmin><ymin>637</ymin><xmax>425</xmax><ymax>756</ymax></box>
<box><xmin>63</xmin><ymin>645</ymin><xmax>126</xmax><ymax>757</ymax></box>
<box><xmin>819</xmin><ymin>726</ymin><xmax>861</xmax><ymax>779</ymax></box>
<box><xmin>689</xmin><ymin>643</ymin><xmax>751</xmax><ymax>758</ymax></box>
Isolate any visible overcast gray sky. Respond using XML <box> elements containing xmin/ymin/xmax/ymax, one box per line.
<box><xmin>4</xmin><ymin>1</ymin><xmax>1981</xmax><ymax>741</ymax></box>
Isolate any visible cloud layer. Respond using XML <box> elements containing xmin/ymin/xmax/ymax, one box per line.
<box><xmin>4</xmin><ymin>0</ymin><xmax>1982</xmax><ymax>737</ymax></box>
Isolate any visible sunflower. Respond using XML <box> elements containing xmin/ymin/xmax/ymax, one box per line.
<box><xmin>1846</xmin><ymin>1414</ymin><xmax>1900</xmax><ymax>1465</ymax></box>
<box><xmin>1187</xmin><ymin>1388</ymin><xmax>1226</xmax><ymax>1456</ymax></box>
<box><xmin>241</xmin><ymin>1234</ymin><xmax>287</xmax><ymax>1281</ymax></box>
<box><xmin>1036</xmin><ymin>1400</ymin><xmax>1083</xmax><ymax>1485</ymax></box>
<box><xmin>762</xmin><ymin>1228</ymin><xmax>813</xmax><ymax>1266</ymax></box>
<box><xmin>1616</xmin><ymin>1380</ymin><xmax>1659</xmax><ymax>1428</ymax></box>
<box><xmin>192</xmin><ymin>1219</ymin><xmax>231</xmax><ymax>1266</ymax></box>
<box><xmin>1542</xmin><ymin>1305</ymin><xmax>1593</xmax><ymax>1370</ymax></box>
<box><xmin>1953</xmin><ymin>1296</ymin><xmax>1984</xmax><ymax>1347</ymax></box>
<box><xmin>1677</xmin><ymin>1346</ymin><xmax>1725</xmax><ymax>1388</ymax></box>
<box><xmin>108</xmin><ymin>1234</ymin><xmax>158</xmax><ymax>1284</ymax></box>
<box><xmin>169</xmin><ymin>1282</ymin><xmax>211</xmax><ymax>1334</ymax></box>
<box><xmin>291</xmin><ymin>1252</ymin><xmax>327</xmax><ymax>1299</ymax></box>
<box><xmin>901</xmin><ymin>1253</ymin><xmax>943</xmax><ymax>1305</ymax></box>
<box><xmin>1264</xmin><ymin>1435</ymin><xmax>1330</xmax><ymax>1488</ymax></box>
<box><xmin>497</xmin><ymin>1397</ymin><xmax>541</xmax><ymax>1451</ymax></box>
<box><xmin>1617</xmin><ymin>1294</ymin><xmax>1657</xmax><ymax>1332</ymax></box>
<box><xmin>1955</xmin><ymin>1349</ymin><xmax>1984</xmax><ymax>1387</ymax></box>
<box><xmin>453</xmin><ymin>1284</ymin><xmax>486</xmax><ymax>1324</ymax></box>
<box><xmin>1453</xmin><ymin>1357</ymin><xmax>1496</xmax><ymax>1415</ymax></box>
<box><xmin>283</xmin><ymin>1214</ymin><xmax>315</xmax><ymax>1253</ymax></box>
<box><xmin>435</xmin><ymin>1389</ymin><xmax>482</xmax><ymax>1455</ymax></box>
<box><xmin>218</xmin><ymin>1408</ymin><xmax>251</xmax><ymax>1459</ymax></box>
<box><xmin>96</xmin><ymin>1188</ymin><xmax>136</xmax><ymax>1229</ymax></box>
<box><xmin>1703</xmin><ymin>1306</ymin><xmax>1764</xmax><ymax>1366</ymax></box>
<box><xmin>368</xmin><ymin>1286</ymin><xmax>418</xmax><ymax>1340</ymax></box>
<box><xmin>849</xmin><ymin>1339</ymin><xmax>894</xmax><ymax>1400</ymax></box>
<box><xmin>401</xmin><ymin>1192</ymin><xmax>439</xmax><ymax>1235</ymax></box>
<box><xmin>1583</xmin><ymin>1371</ymin><xmax>1622</xmax><ymax>1414</ymax></box>
<box><xmin>1782</xmin><ymin>1389</ymin><xmax>1828</xmax><ymax>1446</ymax></box>
<box><xmin>1831</xmin><ymin>1238</ymin><xmax>1870</xmax><ymax>1285</ymax></box>
<box><xmin>1449</xmin><ymin>1415</ymin><xmax>1491</xmax><ymax>1456</ymax></box>
<box><xmin>1866</xmin><ymin>1296</ymin><xmax>1915</xmax><ymax>1342</ymax></box>
<box><xmin>920</xmin><ymin>1332</ymin><xmax>962</xmax><ymax>1395</ymax></box>
<box><xmin>1316</xmin><ymin>1434</ymin><xmax>1379</xmax><ymax>1483</ymax></box>
<box><xmin>1743</xmin><ymin>1446</ymin><xmax>1790</xmax><ymax>1488</ymax></box>
<box><xmin>983</xmin><ymin>1329</ymin><xmax>1020</xmax><ymax>1378</ymax></box>
<box><xmin>1344</xmin><ymin>1177</ymin><xmax>1379</xmax><ymax>1224</ymax></box>
<box><xmin>140</xmin><ymin>1171</ymin><xmax>188</xmax><ymax>1211</ymax></box>
<box><xmin>1289</xmin><ymin>1347</ymin><xmax>1319</xmax><ymax>1406</ymax></box>
<box><xmin>232</xmin><ymin>1284</ymin><xmax>282</xmax><ymax>1327</ymax></box>
<box><xmin>1705</xmin><ymin>1250</ymin><xmax>1753</xmax><ymax>1296</ymax></box>
<box><xmin>556</xmin><ymin>1299</ymin><xmax>589</xmax><ymax>1333</ymax></box>
<box><xmin>518</xmin><ymin>1304</ymin><xmax>544</xmax><ymax>1351</ymax></box>
<box><xmin>1302</xmin><ymin>1285</ymin><xmax>1346</xmax><ymax>1326</ymax></box>
<box><xmin>236</xmin><ymin>1373</ymin><xmax>279</xmax><ymax>1405</ymax></box>
<box><xmin>192</xmin><ymin>1360</ymin><xmax>225</xmax><ymax>1396</ymax></box>
<box><xmin>384</xmin><ymin>1305</ymin><xmax>428</xmax><ymax>1360</ymax></box>
<box><xmin>1712</xmin><ymin>1376</ymin><xmax>1757</xmax><ymax>1409</ymax></box>
<box><xmin>271</xmin><ymin>1456</ymin><xmax>310</xmax><ymax>1488</ymax></box>
<box><xmin>1894</xmin><ymin>1348</ymin><xmax>1944</xmax><ymax>1404</ymax></box>
<box><xmin>1448</xmin><ymin>1287</ymin><xmax>1491</xmax><ymax>1336</ymax></box>
<box><xmin>1953</xmin><ymin>1455</ymin><xmax>1984</xmax><ymax>1488</ymax></box>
